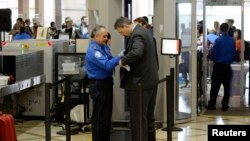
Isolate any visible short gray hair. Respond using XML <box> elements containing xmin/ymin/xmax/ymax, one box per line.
<box><xmin>90</xmin><ymin>25</ymin><xmax>106</xmax><ymax>38</ymax></box>
<box><xmin>114</xmin><ymin>17</ymin><xmax>132</xmax><ymax>29</ymax></box>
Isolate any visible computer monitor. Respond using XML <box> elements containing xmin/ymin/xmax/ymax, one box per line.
<box><xmin>161</xmin><ymin>38</ymin><xmax>181</xmax><ymax>56</ymax></box>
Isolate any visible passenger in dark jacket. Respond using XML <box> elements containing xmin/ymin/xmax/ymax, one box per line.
<box><xmin>114</xmin><ymin>16</ymin><xmax>159</xmax><ymax>141</ymax></box>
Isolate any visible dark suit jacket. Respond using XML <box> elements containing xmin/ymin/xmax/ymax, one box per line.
<box><xmin>120</xmin><ymin>25</ymin><xmax>159</xmax><ymax>90</ymax></box>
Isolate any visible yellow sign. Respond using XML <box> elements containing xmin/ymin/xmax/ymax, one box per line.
<box><xmin>35</xmin><ymin>42</ymin><xmax>49</xmax><ymax>47</ymax></box>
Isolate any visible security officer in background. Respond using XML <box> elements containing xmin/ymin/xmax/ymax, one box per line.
<box><xmin>85</xmin><ymin>25</ymin><xmax>120</xmax><ymax>141</ymax></box>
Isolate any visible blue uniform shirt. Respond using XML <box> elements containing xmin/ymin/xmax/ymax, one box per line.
<box><xmin>85</xmin><ymin>40</ymin><xmax>119</xmax><ymax>80</ymax></box>
<box><xmin>13</xmin><ymin>33</ymin><xmax>31</xmax><ymax>40</ymax></box>
<box><xmin>211</xmin><ymin>33</ymin><xmax>236</xmax><ymax>64</ymax></box>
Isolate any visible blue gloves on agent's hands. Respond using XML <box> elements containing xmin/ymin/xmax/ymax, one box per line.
<box><xmin>118</xmin><ymin>49</ymin><xmax>125</xmax><ymax>57</ymax></box>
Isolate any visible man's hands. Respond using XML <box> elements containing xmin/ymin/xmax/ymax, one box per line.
<box><xmin>119</xmin><ymin>59</ymin><xmax>123</xmax><ymax>66</ymax></box>
<box><xmin>119</xmin><ymin>60</ymin><xmax>130</xmax><ymax>71</ymax></box>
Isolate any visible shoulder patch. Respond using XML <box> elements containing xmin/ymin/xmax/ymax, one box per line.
<box><xmin>94</xmin><ymin>51</ymin><xmax>102</xmax><ymax>58</ymax></box>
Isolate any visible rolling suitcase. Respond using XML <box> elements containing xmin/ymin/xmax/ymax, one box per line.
<box><xmin>0</xmin><ymin>113</ymin><xmax>17</xmax><ymax>141</ymax></box>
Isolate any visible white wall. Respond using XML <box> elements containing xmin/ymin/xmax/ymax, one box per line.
<box><xmin>154</xmin><ymin>0</ymin><xmax>176</xmax><ymax>122</ymax></box>
<box><xmin>132</xmin><ymin>0</ymin><xmax>153</xmax><ymax>22</ymax></box>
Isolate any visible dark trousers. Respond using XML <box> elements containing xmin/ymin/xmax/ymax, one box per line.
<box><xmin>180</xmin><ymin>52</ymin><xmax>190</xmax><ymax>83</ymax></box>
<box><xmin>126</xmin><ymin>85</ymin><xmax>158</xmax><ymax>141</ymax></box>
<box><xmin>208</xmin><ymin>63</ymin><xmax>232</xmax><ymax>107</ymax></box>
<box><xmin>89</xmin><ymin>78</ymin><xmax>113</xmax><ymax>141</ymax></box>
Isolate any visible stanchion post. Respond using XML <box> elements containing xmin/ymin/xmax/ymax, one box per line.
<box><xmin>45</xmin><ymin>83</ymin><xmax>51</xmax><ymax>141</ymax></box>
<box><xmin>170</xmin><ymin>68</ymin><xmax>175</xmax><ymax>130</ymax></box>
<box><xmin>170</xmin><ymin>68</ymin><xmax>174</xmax><ymax>129</ymax></box>
<box><xmin>65</xmin><ymin>76</ymin><xmax>71</xmax><ymax>141</ymax></box>
<box><xmin>0</xmin><ymin>32</ymin><xmax>2</xmax><ymax>73</ymax></box>
<box><xmin>162</xmin><ymin>68</ymin><xmax>182</xmax><ymax>132</ymax></box>
<box><xmin>137</xmin><ymin>83</ymin><xmax>144</xmax><ymax>141</ymax></box>
<box><xmin>166</xmin><ymin>75</ymin><xmax>172</xmax><ymax>141</ymax></box>
<box><xmin>249</xmin><ymin>61</ymin><xmax>250</xmax><ymax>106</ymax></box>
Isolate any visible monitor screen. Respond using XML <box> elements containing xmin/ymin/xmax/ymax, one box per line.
<box><xmin>161</xmin><ymin>38</ymin><xmax>181</xmax><ymax>56</ymax></box>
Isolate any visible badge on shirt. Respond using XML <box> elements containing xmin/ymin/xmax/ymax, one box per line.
<box><xmin>94</xmin><ymin>51</ymin><xmax>102</xmax><ymax>58</ymax></box>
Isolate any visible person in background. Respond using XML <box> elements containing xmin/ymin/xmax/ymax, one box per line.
<box><xmin>32</xmin><ymin>18</ymin><xmax>42</xmax><ymax>39</ymax></box>
<box><xmin>234</xmin><ymin>29</ymin><xmax>241</xmax><ymax>61</ymax></box>
<box><xmin>48</xmin><ymin>21</ymin><xmax>59</xmax><ymax>39</ymax></box>
<box><xmin>62</xmin><ymin>17</ymin><xmax>70</xmax><ymax>29</ymax></box>
<box><xmin>210</xmin><ymin>21</ymin><xmax>220</xmax><ymax>35</ymax></box>
<box><xmin>206</xmin><ymin>23</ymin><xmax>236</xmax><ymax>111</ymax></box>
<box><xmin>179</xmin><ymin>23</ymin><xmax>190</xmax><ymax>88</ymax></box>
<box><xmin>13</xmin><ymin>26</ymin><xmax>31</xmax><ymax>40</ymax></box>
<box><xmin>133</xmin><ymin>17</ymin><xmax>147</xmax><ymax>28</ymax></box>
<box><xmin>106</xmin><ymin>32</ymin><xmax>112</xmax><ymax>46</ymax></box>
<box><xmin>85</xmin><ymin>25</ymin><xmax>120</xmax><ymax>141</ymax></box>
<box><xmin>114</xmin><ymin>16</ymin><xmax>159</xmax><ymax>141</ymax></box>
<box><xmin>78</xmin><ymin>16</ymin><xmax>89</xmax><ymax>38</ymax></box>
<box><xmin>61</xmin><ymin>17</ymin><xmax>82</xmax><ymax>44</ymax></box>
<box><xmin>226</xmin><ymin>19</ymin><xmax>236</xmax><ymax>37</ymax></box>
<box><xmin>133</xmin><ymin>16</ymin><xmax>159</xmax><ymax>69</ymax></box>
<box><xmin>197</xmin><ymin>20</ymin><xmax>203</xmax><ymax>49</ymax></box>
<box><xmin>142</xmin><ymin>16</ymin><xmax>154</xmax><ymax>35</ymax></box>
<box><xmin>9</xmin><ymin>17</ymin><xmax>24</xmax><ymax>38</ymax></box>
<box><xmin>24</xmin><ymin>19</ymin><xmax>33</xmax><ymax>37</ymax></box>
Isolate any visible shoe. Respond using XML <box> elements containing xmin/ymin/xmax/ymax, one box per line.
<box><xmin>205</xmin><ymin>106</ymin><xmax>216</xmax><ymax>110</ymax></box>
<box><xmin>221</xmin><ymin>105</ymin><xmax>230</xmax><ymax>111</ymax></box>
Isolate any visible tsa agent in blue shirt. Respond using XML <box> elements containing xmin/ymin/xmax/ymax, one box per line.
<box><xmin>206</xmin><ymin>23</ymin><xmax>236</xmax><ymax>111</ymax></box>
<box><xmin>85</xmin><ymin>25</ymin><xmax>119</xmax><ymax>141</ymax></box>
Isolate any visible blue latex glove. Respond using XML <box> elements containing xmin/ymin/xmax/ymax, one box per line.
<box><xmin>82</xmin><ymin>33</ymin><xmax>89</xmax><ymax>39</ymax></box>
<box><xmin>118</xmin><ymin>49</ymin><xmax>125</xmax><ymax>57</ymax></box>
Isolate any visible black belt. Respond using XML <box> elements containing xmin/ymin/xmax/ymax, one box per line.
<box><xmin>214</xmin><ymin>63</ymin><xmax>231</xmax><ymax>66</ymax></box>
<box><xmin>89</xmin><ymin>77</ymin><xmax>113</xmax><ymax>82</ymax></box>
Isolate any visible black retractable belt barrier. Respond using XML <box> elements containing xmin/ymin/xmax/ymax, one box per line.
<box><xmin>65</xmin><ymin>76</ymin><xmax>71</xmax><ymax>141</ymax></box>
<box><xmin>248</xmin><ymin>62</ymin><xmax>250</xmax><ymax>106</ymax></box>
<box><xmin>45</xmin><ymin>78</ymin><xmax>68</xmax><ymax>141</ymax></box>
<box><xmin>166</xmin><ymin>75</ymin><xmax>172</xmax><ymax>141</ymax></box>
<box><xmin>137</xmin><ymin>83</ymin><xmax>144</xmax><ymax>141</ymax></box>
<box><xmin>45</xmin><ymin>83</ymin><xmax>52</xmax><ymax>141</ymax></box>
<box><xmin>170</xmin><ymin>68</ymin><xmax>175</xmax><ymax>131</ymax></box>
<box><xmin>158</xmin><ymin>75</ymin><xmax>174</xmax><ymax>141</ymax></box>
<box><xmin>0</xmin><ymin>32</ymin><xmax>1</xmax><ymax>51</ymax></box>
<box><xmin>46</xmin><ymin>52</ymin><xmax>90</xmax><ymax>141</ymax></box>
<box><xmin>0</xmin><ymin>32</ymin><xmax>2</xmax><ymax>73</ymax></box>
<box><xmin>160</xmin><ymin>68</ymin><xmax>182</xmax><ymax>141</ymax></box>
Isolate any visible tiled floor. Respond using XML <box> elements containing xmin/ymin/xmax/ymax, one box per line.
<box><xmin>15</xmin><ymin>71</ymin><xmax>250</xmax><ymax>141</ymax></box>
<box><xmin>16</xmin><ymin>111</ymin><xmax>250</xmax><ymax>141</ymax></box>
<box><xmin>16</xmin><ymin>66</ymin><xmax>250</xmax><ymax>140</ymax></box>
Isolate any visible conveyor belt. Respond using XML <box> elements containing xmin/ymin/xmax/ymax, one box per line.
<box><xmin>0</xmin><ymin>74</ymin><xmax>45</xmax><ymax>97</ymax></box>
